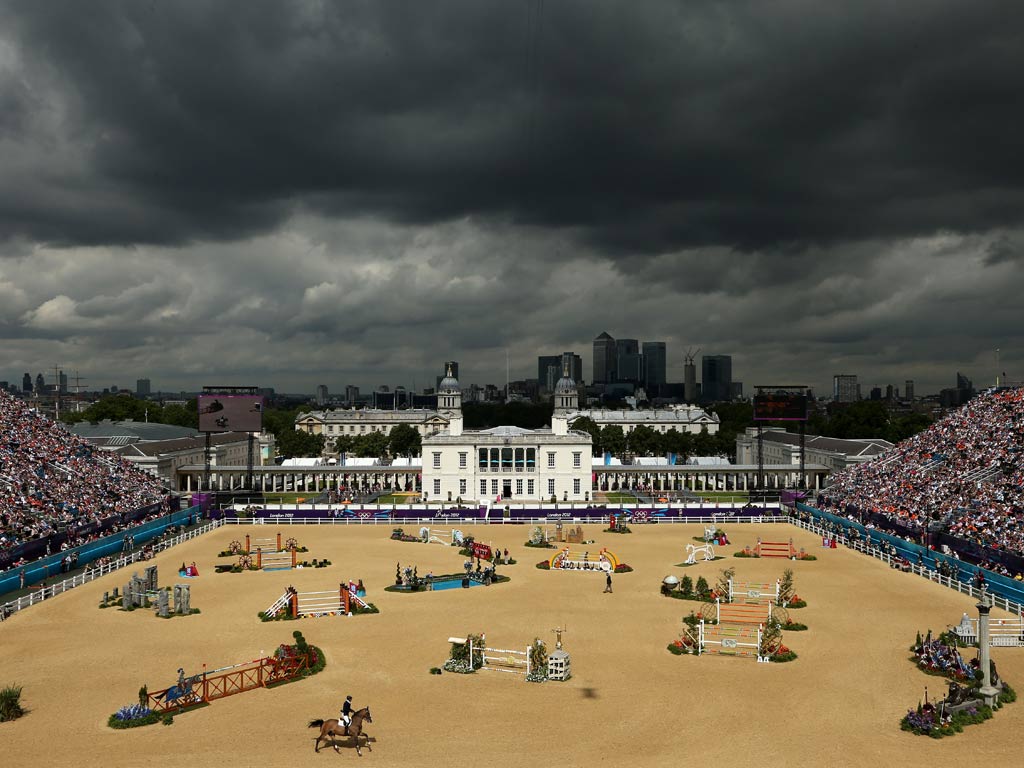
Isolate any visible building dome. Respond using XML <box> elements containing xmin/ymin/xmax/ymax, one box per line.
<box><xmin>554</xmin><ymin>374</ymin><xmax>576</xmax><ymax>395</ymax></box>
<box><xmin>439</xmin><ymin>365</ymin><xmax>459</xmax><ymax>392</ymax></box>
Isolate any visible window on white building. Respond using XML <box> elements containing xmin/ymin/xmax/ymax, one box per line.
<box><xmin>433</xmin><ymin>479</ymin><xmax>441</xmax><ymax>495</ymax></box>
<box><xmin>516</xmin><ymin>479</ymin><xmax>523</xmax><ymax>495</ymax></box>
<box><xmin>573</xmin><ymin>452</ymin><xmax>581</xmax><ymax>468</ymax></box>
<box><xmin>459</xmin><ymin>452</ymin><xmax>467</xmax><ymax>468</ymax></box>
<box><xmin>480</xmin><ymin>479</ymin><xmax>487</xmax><ymax>495</ymax></box>
<box><xmin>459</xmin><ymin>479</ymin><xmax>467</xmax><ymax>495</ymax></box>
<box><xmin>360</xmin><ymin>425</ymin><xmax>366</xmax><ymax>432</ymax></box>
<box><xmin>527</xmin><ymin>479</ymin><xmax>534</xmax><ymax>495</ymax></box>
<box><xmin>433</xmin><ymin>452</ymin><xmax>441</xmax><ymax>469</ymax></box>
<box><xmin>573</xmin><ymin>478</ymin><xmax>581</xmax><ymax>494</ymax></box>
<box><xmin>491</xmin><ymin>479</ymin><xmax>499</xmax><ymax>496</ymax></box>
<box><xmin>547</xmin><ymin>478</ymin><xmax>555</xmax><ymax>496</ymax></box>
<box><xmin>547</xmin><ymin>452</ymin><xmax>555</xmax><ymax>468</ymax></box>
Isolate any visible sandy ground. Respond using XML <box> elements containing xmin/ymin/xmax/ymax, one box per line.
<box><xmin>2</xmin><ymin>523</ymin><xmax>1022</xmax><ymax>768</ymax></box>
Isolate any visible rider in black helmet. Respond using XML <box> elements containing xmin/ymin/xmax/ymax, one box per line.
<box><xmin>340</xmin><ymin>695</ymin><xmax>353</xmax><ymax>735</ymax></box>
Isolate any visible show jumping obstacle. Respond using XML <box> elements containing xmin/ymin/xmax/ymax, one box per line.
<box><xmin>754</xmin><ymin>538</ymin><xmax>797</xmax><ymax>558</ymax></box>
<box><xmin>449</xmin><ymin>634</ymin><xmax>532</xmax><ymax>677</ymax></box>
<box><xmin>420</xmin><ymin>527</ymin><xmax>464</xmax><ymax>546</ymax></box>
<box><xmin>265</xmin><ymin>582</ymin><xmax>370</xmax><ymax>619</ymax></box>
<box><xmin>147</xmin><ymin>648</ymin><xmax>308</xmax><ymax>713</ymax></box>
<box><xmin>685</xmin><ymin>543</ymin><xmax>715</xmax><ymax>564</ymax></box>
<box><xmin>549</xmin><ymin>547</ymin><xmax>620</xmax><ymax>572</ymax></box>
<box><xmin>244</xmin><ymin>533</ymin><xmax>298</xmax><ymax>571</ymax></box>
<box><xmin>727</xmin><ymin>578</ymin><xmax>781</xmax><ymax>605</ymax></box>
<box><xmin>952</xmin><ymin>612</ymin><xmax>1024</xmax><ymax>647</ymax></box>
<box><xmin>696</xmin><ymin>619</ymin><xmax>768</xmax><ymax>662</ymax></box>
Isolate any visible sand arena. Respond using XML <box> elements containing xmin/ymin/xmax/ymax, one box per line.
<box><xmin>2</xmin><ymin>522</ymin><xmax>1022</xmax><ymax>768</ymax></box>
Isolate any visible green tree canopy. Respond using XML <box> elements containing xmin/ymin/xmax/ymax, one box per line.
<box><xmin>600</xmin><ymin>425</ymin><xmax>626</xmax><ymax>456</ymax></box>
<box><xmin>277</xmin><ymin>429</ymin><xmax>325</xmax><ymax>458</ymax></box>
<box><xmin>570</xmin><ymin>416</ymin><xmax>602</xmax><ymax>455</ymax></box>
<box><xmin>388</xmin><ymin>423</ymin><xmax>422</xmax><ymax>457</ymax></box>
<box><xmin>627</xmin><ymin>425</ymin><xmax>661</xmax><ymax>456</ymax></box>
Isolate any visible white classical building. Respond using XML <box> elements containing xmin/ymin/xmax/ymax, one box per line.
<box><xmin>568</xmin><ymin>405</ymin><xmax>719</xmax><ymax>435</ymax></box>
<box><xmin>295</xmin><ymin>408</ymin><xmax>450</xmax><ymax>440</ymax></box>
<box><xmin>735</xmin><ymin>427</ymin><xmax>893</xmax><ymax>472</ymax></box>
<box><xmin>422</xmin><ymin>368</ymin><xmax>593</xmax><ymax>503</ymax></box>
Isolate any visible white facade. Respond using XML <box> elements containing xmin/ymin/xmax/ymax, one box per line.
<box><xmin>569</xmin><ymin>405</ymin><xmax>719</xmax><ymax>435</ymax></box>
<box><xmin>421</xmin><ymin>368</ymin><xmax>591</xmax><ymax>502</ymax></box>
<box><xmin>295</xmin><ymin>408</ymin><xmax>450</xmax><ymax>440</ymax></box>
<box><xmin>735</xmin><ymin>427</ymin><xmax>892</xmax><ymax>472</ymax></box>
<box><xmin>422</xmin><ymin>425</ymin><xmax>592</xmax><ymax>503</ymax></box>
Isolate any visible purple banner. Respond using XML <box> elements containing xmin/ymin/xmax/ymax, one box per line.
<box><xmin>215</xmin><ymin>505</ymin><xmax>782</xmax><ymax>523</ymax></box>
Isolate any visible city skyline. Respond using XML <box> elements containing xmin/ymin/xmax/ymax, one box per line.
<box><xmin>0</xmin><ymin>3</ymin><xmax>1020</xmax><ymax>397</ymax></box>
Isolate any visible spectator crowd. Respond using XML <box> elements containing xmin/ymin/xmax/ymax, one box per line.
<box><xmin>1</xmin><ymin>391</ymin><xmax>167</xmax><ymax>566</ymax></box>
<box><xmin>819</xmin><ymin>387</ymin><xmax>1024</xmax><ymax>557</ymax></box>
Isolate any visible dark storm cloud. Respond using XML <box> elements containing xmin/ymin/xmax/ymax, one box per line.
<box><xmin>0</xmin><ymin>2</ymin><xmax>1023</xmax><ymax>396</ymax></box>
<box><xmin>3</xmin><ymin>0</ymin><xmax>1024</xmax><ymax>252</ymax></box>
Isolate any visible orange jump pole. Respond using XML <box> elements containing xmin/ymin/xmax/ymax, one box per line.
<box><xmin>245</xmin><ymin>533</ymin><xmax>250</xmax><ymax>552</ymax></box>
<box><xmin>277</xmin><ymin>532</ymin><xmax>282</xmax><ymax>551</ymax></box>
<box><xmin>256</xmin><ymin>548</ymin><xmax>262</xmax><ymax>569</ymax></box>
<box><xmin>291</xmin><ymin>549</ymin><xmax>297</xmax><ymax>568</ymax></box>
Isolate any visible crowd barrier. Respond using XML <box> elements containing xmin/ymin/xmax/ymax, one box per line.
<box><xmin>0</xmin><ymin>513</ymin><xmax>217</xmax><ymax>618</ymax></box>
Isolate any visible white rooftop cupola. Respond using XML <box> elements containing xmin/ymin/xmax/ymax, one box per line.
<box><xmin>553</xmin><ymin>363</ymin><xmax>578</xmax><ymax>415</ymax></box>
<box><xmin>438</xmin><ymin>364</ymin><xmax>463</xmax><ymax>436</ymax></box>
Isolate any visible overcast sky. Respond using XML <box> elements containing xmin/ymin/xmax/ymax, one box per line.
<box><xmin>1</xmin><ymin>1</ymin><xmax>1022</xmax><ymax>397</ymax></box>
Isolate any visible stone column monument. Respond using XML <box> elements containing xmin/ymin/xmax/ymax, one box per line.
<box><xmin>976</xmin><ymin>588</ymin><xmax>1000</xmax><ymax>706</ymax></box>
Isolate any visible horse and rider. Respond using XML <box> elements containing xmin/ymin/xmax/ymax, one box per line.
<box><xmin>308</xmin><ymin>695</ymin><xmax>373</xmax><ymax>756</ymax></box>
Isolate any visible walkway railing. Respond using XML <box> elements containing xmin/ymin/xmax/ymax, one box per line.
<box><xmin>788</xmin><ymin>517</ymin><xmax>1024</xmax><ymax>618</ymax></box>
<box><xmin>0</xmin><ymin>520</ymin><xmax>223</xmax><ymax>621</ymax></box>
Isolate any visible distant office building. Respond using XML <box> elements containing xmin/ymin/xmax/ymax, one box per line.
<box><xmin>137</xmin><ymin>378</ymin><xmax>151</xmax><ymax>397</ymax></box>
<box><xmin>593</xmin><ymin>332</ymin><xmax>616</xmax><ymax>384</ymax></box>
<box><xmin>22</xmin><ymin>373</ymin><xmax>32</xmax><ymax>392</ymax></box>
<box><xmin>941</xmin><ymin>372</ymin><xmax>975</xmax><ymax>408</ymax></box>
<box><xmin>956</xmin><ymin>372</ymin><xmax>972</xmax><ymax>392</ymax></box>
<box><xmin>561</xmin><ymin>352</ymin><xmax>583</xmax><ymax>387</ymax></box>
<box><xmin>869</xmin><ymin>387</ymin><xmax>882</xmax><ymax>401</ymax></box>
<box><xmin>616</xmin><ymin>339</ymin><xmax>641</xmax><ymax>382</ymax></box>
<box><xmin>58</xmin><ymin>371</ymin><xmax>68</xmax><ymax>395</ymax></box>
<box><xmin>833</xmin><ymin>375</ymin><xmax>858</xmax><ymax>403</ymax></box>
<box><xmin>35</xmin><ymin>373</ymin><xmax>45</xmax><ymax>393</ymax></box>
<box><xmin>642</xmin><ymin>341</ymin><xmax>667</xmax><ymax>388</ymax></box>
<box><xmin>684</xmin><ymin>358</ymin><xmax>697</xmax><ymax>403</ymax></box>
<box><xmin>315</xmin><ymin>384</ymin><xmax>329</xmax><ymax>405</ymax></box>
<box><xmin>905</xmin><ymin>380</ymin><xmax>914</xmax><ymax>401</ymax></box>
<box><xmin>885</xmin><ymin>384</ymin><xmax>894</xmax><ymax>401</ymax></box>
<box><xmin>701</xmin><ymin>355</ymin><xmax>733</xmax><ymax>402</ymax></box>
<box><xmin>730</xmin><ymin>382</ymin><xmax>743</xmax><ymax>400</ymax></box>
<box><xmin>345</xmin><ymin>385</ymin><xmax>360</xmax><ymax>405</ymax></box>
<box><xmin>538</xmin><ymin>355</ymin><xmax>561</xmax><ymax>392</ymax></box>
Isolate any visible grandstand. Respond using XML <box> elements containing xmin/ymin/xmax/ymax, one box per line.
<box><xmin>819</xmin><ymin>386</ymin><xmax>1024</xmax><ymax>563</ymax></box>
<box><xmin>0</xmin><ymin>391</ymin><xmax>167</xmax><ymax>570</ymax></box>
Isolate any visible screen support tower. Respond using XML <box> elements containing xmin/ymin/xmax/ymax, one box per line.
<box><xmin>201</xmin><ymin>385</ymin><xmax>260</xmax><ymax>491</ymax></box>
<box><xmin>753</xmin><ymin>385</ymin><xmax>810</xmax><ymax>497</ymax></box>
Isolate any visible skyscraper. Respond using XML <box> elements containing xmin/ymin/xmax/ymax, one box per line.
<box><xmin>537</xmin><ymin>355</ymin><xmax>561</xmax><ymax>392</ymax></box>
<box><xmin>616</xmin><ymin>338</ymin><xmax>641</xmax><ymax>382</ymax></box>
<box><xmin>684</xmin><ymin>357</ymin><xmax>697</xmax><ymax>403</ymax></box>
<box><xmin>641</xmin><ymin>341</ymin><xmax>667</xmax><ymax>389</ymax></box>
<box><xmin>22</xmin><ymin>373</ymin><xmax>31</xmax><ymax>392</ymax></box>
<box><xmin>58</xmin><ymin>371</ymin><xmax>68</xmax><ymax>394</ymax></box>
<box><xmin>905</xmin><ymin>380</ymin><xmax>914</xmax><ymax>401</ymax></box>
<box><xmin>701</xmin><ymin>355</ymin><xmax>733</xmax><ymax>402</ymax></box>
<box><xmin>315</xmin><ymin>384</ymin><xmax>329</xmax><ymax>405</ymax></box>
<box><xmin>136</xmin><ymin>378</ymin><xmax>151</xmax><ymax>397</ymax></box>
<box><xmin>833</xmin><ymin>375</ymin><xmax>858</xmax><ymax>403</ymax></box>
<box><xmin>560</xmin><ymin>352</ymin><xmax>583</xmax><ymax>385</ymax></box>
<box><xmin>35</xmin><ymin>373</ymin><xmax>45</xmax><ymax>394</ymax></box>
<box><xmin>593</xmin><ymin>332</ymin><xmax>616</xmax><ymax>383</ymax></box>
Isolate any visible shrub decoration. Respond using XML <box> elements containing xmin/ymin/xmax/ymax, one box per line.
<box><xmin>390</xmin><ymin>527</ymin><xmax>422</xmax><ymax>543</ymax></box>
<box><xmin>108</xmin><ymin>704</ymin><xmax>160</xmax><ymax>729</ymax></box>
<box><xmin>0</xmin><ymin>685</ymin><xmax>26</xmax><ymax>723</ymax></box>
<box><xmin>900</xmin><ymin>629</ymin><xmax>1016</xmax><ymax>737</ymax></box>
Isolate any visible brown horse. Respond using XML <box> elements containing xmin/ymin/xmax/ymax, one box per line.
<box><xmin>308</xmin><ymin>707</ymin><xmax>373</xmax><ymax>756</ymax></box>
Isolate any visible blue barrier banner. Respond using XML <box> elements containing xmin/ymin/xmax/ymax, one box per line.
<box><xmin>796</xmin><ymin>503</ymin><xmax>1024</xmax><ymax>607</ymax></box>
<box><xmin>0</xmin><ymin>505</ymin><xmax>203</xmax><ymax>598</ymax></box>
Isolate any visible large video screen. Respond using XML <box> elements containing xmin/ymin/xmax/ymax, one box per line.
<box><xmin>198</xmin><ymin>395</ymin><xmax>264</xmax><ymax>433</ymax></box>
<box><xmin>753</xmin><ymin>393</ymin><xmax>807</xmax><ymax>421</ymax></box>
